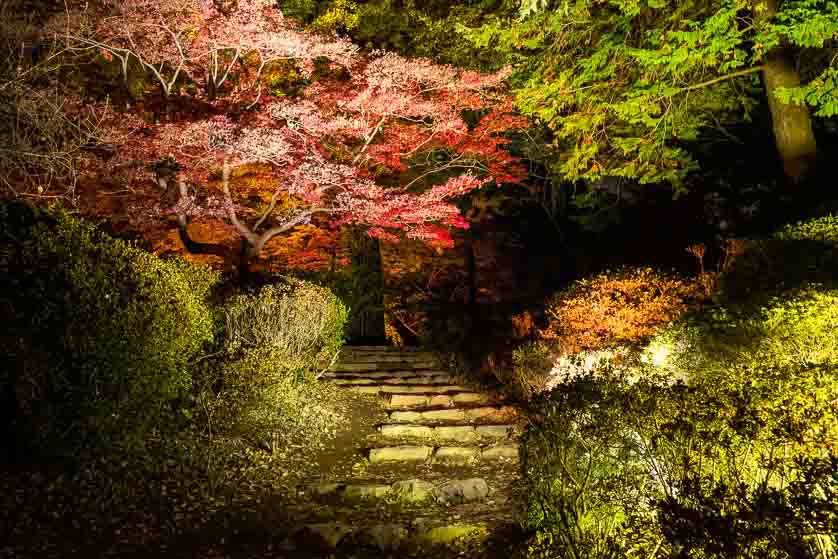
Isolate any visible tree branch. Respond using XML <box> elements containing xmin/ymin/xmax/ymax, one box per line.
<box><xmin>250</xmin><ymin>207</ymin><xmax>331</xmax><ymax>255</ymax></box>
<box><xmin>220</xmin><ymin>158</ymin><xmax>259</xmax><ymax>246</ymax></box>
<box><xmin>353</xmin><ymin>115</ymin><xmax>387</xmax><ymax>164</ymax></box>
<box><xmin>164</xmin><ymin>176</ymin><xmax>233</xmax><ymax>261</ymax></box>
<box><xmin>673</xmin><ymin>66</ymin><xmax>765</xmax><ymax>95</ymax></box>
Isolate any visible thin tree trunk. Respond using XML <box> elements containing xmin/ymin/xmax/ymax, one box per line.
<box><xmin>465</xmin><ymin>232</ymin><xmax>477</xmax><ymax>306</ymax></box>
<box><xmin>758</xmin><ymin>0</ymin><xmax>817</xmax><ymax>184</ymax></box>
<box><xmin>238</xmin><ymin>240</ymin><xmax>252</xmax><ymax>285</ymax></box>
<box><xmin>206</xmin><ymin>69</ymin><xmax>217</xmax><ymax>101</ymax></box>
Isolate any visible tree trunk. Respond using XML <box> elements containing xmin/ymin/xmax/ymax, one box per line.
<box><xmin>758</xmin><ymin>0</ymin><xmax>817</xmax><ymax>184</ymax></box>
<box><xmin>206</xmin><ymin>70</ymin><xmax>217</xmax><ymax>102</ymax></box>
<box><xmin>464</xmin><ymin>232</ymin><xmax>477</xmax><ymax>306</ymax></box>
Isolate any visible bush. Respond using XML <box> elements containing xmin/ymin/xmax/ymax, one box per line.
<box><xmin>197</xmin><ymin>278</ymin><xmax>348</xmax><ymax>451</ymax></box>
<box><xmin>519</xmin><ymin>365</ymin><xmax>837</xmax><ymax>559</ymax></box>
<box><xmin>774</xmin><ymin>214</ymin><xmax>838</xmax><ymax>243</ymax></box>
<box><xmin>223</xmin><ymin>278</ymin><xmax>347</xmax><ymax>364</ymax></box>
<box><xmin>507</xmin><ymin>341</ymin><xmax>555</xmax><ymax>399</ymax></box>
<box><xmin>0</xmin><ymin>202</ymin><xmax>219</xmax><ymax>455</ymax></box>
<box><xmin>716</xmin><ymin>215</ymin><xmax>838</xmax><ymax>305</ymax></box>
<box><xmin>520</xmin><ymin>240</ymin><xmax>838</xmax><ymax>558</ymax></box>
<box><xmin>646</xmin><ymin>286</ymin><xmax>838</xmax><ymax>380</ymax></box>
<box><xmin>540</xmin><ymin>267</ymin><xmax>704</xmax><ymax>356</ymax></box>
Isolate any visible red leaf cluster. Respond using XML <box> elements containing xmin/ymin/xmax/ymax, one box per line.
<box><xmin>69</xmin><ymin>0</ymin><xmax>526</xmax><ymax>259</ymax></box>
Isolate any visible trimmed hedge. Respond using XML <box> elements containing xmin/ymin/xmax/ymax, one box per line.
<box><xmin>0</xmin><ymin>202</ymin><xmax>218</xmax><ymax>455</ymax></box>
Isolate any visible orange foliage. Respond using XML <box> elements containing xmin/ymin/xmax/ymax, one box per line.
<box><xmin>261</xmin><ymin>224</ymin><xmax>346</xmax><ymax>273</ymax></box>
<box><xmin>540</xmin><ymin>267</ymin><xmax>704</xmax><ymax>355</ymax></box>
<box><xmin>510</xmin><ymin>311</ymin><xmax>535</xmax><ymax>339</ymax></box>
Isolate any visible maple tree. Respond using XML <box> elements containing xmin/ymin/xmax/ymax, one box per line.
<box><xmin>52</xmin><ymin>0</ymin><xmax>358</xmax><ymax>102</ymax></box>
<box><xmin>64</xmin><ymin>0</ymin><xmax>526</xmax><ymax>276</ymax></box>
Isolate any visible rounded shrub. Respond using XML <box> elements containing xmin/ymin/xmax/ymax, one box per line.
<box><xmin>519</xmin><ymin>367</ymin><xmax>837</xmax><ymax>559</ymax></box>
<box><xmin>196</xmin><ymin>278</ymin><xmax>349</xmax><ymax>451</ymax></box>
<box><xmin>222</xmin><ymin>277</ymin><xmax>348</xmax><ymax>364</ymax></box>
<box><xmin>0</xmin><ymin>202</ymin><xmax>219</xmax><ymax>455</ymax></box>
<box><xmin>540</xmin><ymin>267</ymin><xmax>704</xmax><ymax>356</ymax></box>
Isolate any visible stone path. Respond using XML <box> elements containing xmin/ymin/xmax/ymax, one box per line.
<box><xmin>279</xmin><ymin>345</ymin><xmax>522</xmax><ymax>556</ymax></box>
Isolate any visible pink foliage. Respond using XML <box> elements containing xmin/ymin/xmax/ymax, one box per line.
<box><xmin>80</xmin><ymin>1</ymin><xmax>525</xmax><ymax>254</ymax></box>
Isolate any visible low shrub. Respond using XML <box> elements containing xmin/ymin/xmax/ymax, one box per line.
<box><xmin>519</xmin><ymin>365</ymin><xmax>838</xmax><ymax>559</ymax></box>
<box><xmin>540</xmin><ymin>267</ymin><xmax>704</xmax><ymax>356</ymax></box>
<box><xmin>506</xmin><ymin>341</ymin><xmax>555</xmax><ymax>399</ymax></box>
<box><xmin>0</xmin><ymin>201</ymin><xmax>219</xmax><ymax>455</ymax></box>
<box><xmin>196</xmin><ymin>278</ymin><xmax>349</xmax><ymax>452</ymax></box>
<box><xmin>715</xmin><ymin>215</ymin><xmax>838</xmax><ymax>305</ymax></box>
<box><xmin>774</xmin><ymin>214</ymin><xmax>838</xmax><ymax>243</ymax></box>
<box><xmin>519</xmin><ymin>223</ymin><xmax>838</xmax><ymax>558</ymax></box>
<box><xmin>222</xmin><ymin>278</ymin><xmax>347</xmax><ymax>366</ymax></box>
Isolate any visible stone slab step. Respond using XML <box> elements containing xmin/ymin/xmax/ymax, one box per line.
<box><xmin>336</xmin><ymin>353</ymin><xmax>438</xmax><ymax>363</ymax></box>
<box><xmin>322</xmin><ymin>370</ymin><xmax>451</xmax><ymax>379</ymax></box>
<box><xmin>369</xmin><ymin>446</ymin><xmax>433</xmax><ymax>463</ymax></box>
<box><xmin>368</xmin><ymin>444</ymin><xmax>518</xmax><ymax>464</ymax></box>
<box><xmin>331</xmin><ymin>362</ymin><xmax>439</xmax><ymax>372</ymax></box>
<box><xmin>291</xmin><ymin>521</ymin><xmax>490</xmax><ymax>551</ymax></box>
<box><xmin>383</xmin><ymin>392</ymin><xmax>492</xmax><ymax>410</ymax></box>
<box><xmin>347</xmin><ymin>384</ymin><xmax>471</xmax><ymax>395</ymax></box>
<box><xmin>308</xmin><ymin>478</ymin><xmax>491</xmax><ymax>506</ymax></box>
<box><xmin>343</xmin><ymin>345</ymin><xmax>428</xmax><ymax>352</ymax></box>
<box><xmin>378</xmin><ymin>423</ymin><xmax>515</xmax><ymax>442</ymax></box>
<box><xmin>331</xmin><ymin>376</ymin><xmax>453</xmax><ymax>386</ymax></box>
<box><xmin>388</xmin><ymin>406</ymin><xmax>517</xmax><ymax>424</ymax></box>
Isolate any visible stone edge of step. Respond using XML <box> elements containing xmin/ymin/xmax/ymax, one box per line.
<box><xmin>285</xmin><ymin>520</ymin><xmax>499</xmax><ymax>552</ymax></box>
<box><xmin>366</xmin><ymin>443</ymin><xmax>518</xmax><ymax>464</ymax></box>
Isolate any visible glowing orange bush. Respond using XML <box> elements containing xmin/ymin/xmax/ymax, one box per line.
<box><xmin>541</xmin><ymin>267</ymin><xmax>704</xmax><ymax>355</ymax></box>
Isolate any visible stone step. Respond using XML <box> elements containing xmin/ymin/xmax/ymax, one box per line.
<box><xmin>331</xmin><ymin>376</ymin><xmax>453</xmax><ymax>386</ymax></box>
<box><xmin>344</xmin><ymin>345</ymin><xmax>427</xmax><ymax>352</ymax></box>
<box><xmin>347</xmin><ymin>384</ymin><xmax>471</xmax><ymax>395</ymax></box>
<box><xmin>331</xmin><ymin>361</ymin><xmax>439</xmax><ymax>372</ymax></box>
<box><xmin>337</xmin><ymin>353</ymin><xmax>438</xmax><ymax>363</ymax></box>
<box><xmin>308</xmin><ymin>477</ymin><xmax>491</xmax><ymax>506</ymax></box>
<box><xmin>368</xmin><ymin>444</ymin><xmax>518</xmax><ymax>464</ymax></box>
<box><xmin>369</xmin><ymin>445</ymin><xmax>433</xmax><ymax>463</ymax></box>
<box><xmin>387</xmin><ymin>406</ymin><xmax>517</xmax><ymax>424</ymax></box>
<box><xmin>378</xmin><ymin>423</ymin><xmax>516</xmax><ymax>442</ymax></box>
<box><xmin>322</xmin><ymin>370</ymin><xmax>451</xmax><ymax>379</ymax></box>
<box><xmin>290</xmin><ymin>520</ymin><xmax>492</xmax><ymax>551</ymax></box>
<box><xmin>383</xmin><ymin>392</ymin><xmax>493</xmax><ymax>410</ymax></box>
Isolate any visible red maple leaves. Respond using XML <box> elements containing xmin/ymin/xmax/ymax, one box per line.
<box><xmin>65</xmin><ymin>0</ymin><xmax>526</xmax><ymax>264</ymax></box>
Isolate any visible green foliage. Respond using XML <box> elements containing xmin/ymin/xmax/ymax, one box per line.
<box><xmin>311</xmin><ymin>0</ymin><xmax>360</xmax><ymax>33</ymax></box>
<box><xmin>520</xmin><ymin>362</ymin><xmax>837</xmax><ymax>558</ymax></box>
<box><xmin>197</xmin><ymin>347</ymin><xmax>346</xmax><ymax>452</ymax></box>
<box><xmin>775</xmin><ymin>213</ymin><xmax>838</xmax><ymax>243</ymax></box>
<box><xmin>0</xmin><ymin>201</ymin><xmax>219</xmax><ymax>454</ymax></box>
<box><xmin>261</xmin><ymin>60</ymin><xmax>307</xmax><ymax>97</ymax></box>
<box><xmin>520</xmin><ymin>216</ymin><xmax>838</xmax><ymax>559</ymax></box>
<box><xmin>460</xmin><ymin>0</ymin><xmax>837</xmax><ymax>189</ymax></box>
<box><xmin>197</xmin><ymin>278</ymin><xmax>348</xmax><ymax>451</ymax></box>
<box><xmin>291</xmin><ymin>0</ymin><xmax>507</xmax><ymax>68</ymax></box>
<box><xmin>716</xmin><ymin>238</ymin><xmax>838</xmax><ymax>305</ymax></box>
<box><xmin>519</xmin><ymin>377</ymin><xmax>646</xmax><ymax>559</ymax></box>
<box><xmin>508</xmin><ymin>341</ymin><xmax>555</xmax><ymax>398</ymax></box>
<box><xmin>222</xmin><ymin>278</ymin><xmax>348</xmax><ymax>363</ymax></box>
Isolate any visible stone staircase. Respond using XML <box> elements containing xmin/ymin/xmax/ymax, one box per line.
<box><xmin>279</xmin><ymin>345</ymin><xmax>522</xmax><ymax>556</ymax></box>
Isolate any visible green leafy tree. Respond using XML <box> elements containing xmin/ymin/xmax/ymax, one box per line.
<box><xmin>463</xmin><ymin>0</ymin><xmax>837</xmax><ymax>187</ymax></box>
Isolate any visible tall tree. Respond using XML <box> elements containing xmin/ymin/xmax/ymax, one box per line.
<box><xmin>463</xmin><ymin>0</ymin><xmax>837</xmax><ymax>187</ymax></box>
